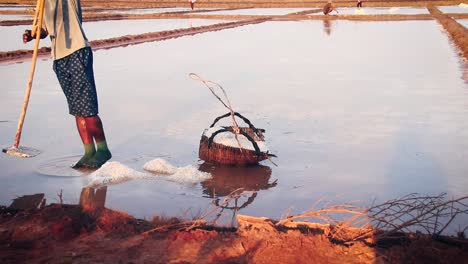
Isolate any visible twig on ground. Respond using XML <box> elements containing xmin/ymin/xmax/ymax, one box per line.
<box><xmin>274</xmin><ymin>193</ymin><xmax>468</xmax><ymax>243</ymax></box>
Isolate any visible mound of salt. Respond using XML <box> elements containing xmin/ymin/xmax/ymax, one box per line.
<box><xmin>354</xmin><ymin>9</ymin><xmax>366</xmax><ymax>15</ymax></box>
<box><xmin>203</xmin><ymin>127</ymin><xmax>269</xmax><ymax>152</ymax></box>
<box><xmin>459</xmin><ymin>3</ymin><xmax>468</xmax><ymax>8</ymax></box>
<box><xmin>143</xmin><ymin>158</ymin><xmax>212</xmax><ymax>184</ymax></box>
<box><xmin>388</xmin><ymin>7</ymin><xmax>400</xmax><ymax>13</ymax></box>
<box><xmin>143</xmin><ymin>158</ymin><xmax>178</xmax><ymax>174</ymax></box>
<box><xmin>86</xmin><ymin>161</ymin><xmax>148</xmax><ymax>188</ymax></box>
<box><xmin>167</xmin><ymin>165</ymin><xmax>212</xmax><ymax>184</ymax></box>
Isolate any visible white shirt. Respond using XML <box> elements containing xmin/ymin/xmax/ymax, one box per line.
<box><xmin>42</xmin><ymin>0</ymin><xmax>89</xmax><ymax>60</ymax></box>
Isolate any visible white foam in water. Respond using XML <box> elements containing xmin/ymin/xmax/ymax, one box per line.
<box><xmin>87</xmin><ymin>161</ymin><xmax>149</xmax><ymax>188</ymax></box>
<box><xmin>203</xmin><ymin>127</ymin><xmax>269</xmax><ymax>152</ymax></box>
<box><xmin>143</xmin><ymin>158</ymin><xmax>212</xmax><ymax>184</ymax></box>
<box><xmin>143</xmin><ymin>158</ymin><xmax>178</xmax><ymax>174</ymax></box>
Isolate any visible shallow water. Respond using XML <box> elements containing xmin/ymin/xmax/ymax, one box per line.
<box><xmin>104</xmin><ymin>7</ymin><xmax>204</xmax><ymax>14</ymax></box>
<box><xmin>197</xmin><ymin>8</ymin><xmax>311</xmax><ymax>16</ymax></box>
<box><xmin>310</xmin><ymin>7</ymin><xmax>430</xmax><ymax>15</ymax></box>
<box><xmin>458</xmin><ymin>18</ymin><xmax>468</xmax><ymax>27</ymax></box>
<box><xmin>0</xmin><ymin>14</ymin><xmax>32</xmax><ymax>21</ymax></box>
<box><xmin>0</xmin><ymin>5</ymin><xmax>33</xmax><ymax>11</ymax></box>
<box><xmin>0</xmin><ymin>19</ymin><xmax>227</xmax><ymax>52</ymax></box>
<box><xmin>1</xmin><ymin>19</ymin><xmax>467</xmax><ymax>231</ymax></box>
<box><xmin>438</xmin><ymin>5</ymin><xmax>468</xmax><ymax>14</ymax></box>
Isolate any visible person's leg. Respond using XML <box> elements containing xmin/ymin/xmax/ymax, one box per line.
<box><xmin>65</xmin><ymin>47</ymin><xmax>111</xmax><ymax>168</ymax></box>
<box><xmin>82</xmin><ymin>115</ymin><xmax>112</xmax><ymax>168</ymax></box>
<box><xmin>53</xmin><ymin>54</ymin><xmax>97</xmax><ymax>168</ymax></box>
<box><xmin>72</xmin><ymin>116</ymin><xmax>96</xmax><ymax>168</ymax></box>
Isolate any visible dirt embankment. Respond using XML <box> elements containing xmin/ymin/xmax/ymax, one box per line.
<box><xmin>428</xmin><ymin>6</ymin><xmax>468</xmax><ymax>60</ymax></box>
<box><xmin>1</xmin><ymin>204</ymin><xmax>467</xmax><ymax>264</ymax></box>
<box><xmin>0</xmin><ymin>18</ymin><xmax>268</xmax><ymax>63</ymax></box>
<box><xmin>2</xmin><ymin>2</ymin><xmax>468</xmax><ymax>64</ymax></box>
<box><xmin>1</xmin><ymin>0</ymin><xmax>464</xmax><ymax>8</ymax></box>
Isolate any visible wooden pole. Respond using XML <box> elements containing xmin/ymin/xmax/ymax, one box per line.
<box><xmin>13</xmin><ymin>0</ymin><xmax>45</xmax><ymax>149</ymax></box>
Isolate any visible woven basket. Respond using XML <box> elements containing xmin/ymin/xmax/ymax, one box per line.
<box><xmin>198</xmin><ymin>112</ymin><xmax>274</xmax><ymax>166</ymax></box>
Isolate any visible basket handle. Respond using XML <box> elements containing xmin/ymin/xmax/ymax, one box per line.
<box><xmin>210</xmin><ymin>112</ymin><xmax>264</xmax><ymax>136</ymax></box>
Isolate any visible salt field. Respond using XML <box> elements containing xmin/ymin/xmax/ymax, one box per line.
<box><xmin>0</xmin><ymin>14</ymin><xmax>32</xmax><ymax>21</ymax></box>
<box><xmin>0</xmin><ymin>18</ymin><xmax>228</xmax><ymax>52</ymax></box>
<box><xmin>458</xmin><ymin>18</ymin><xmax>468</xmax><ymax>27</ymax></box>
<box><xmin>104</xmin><ymin>7</ymin><xmax>197</xmax><ymax>14</ymax></box>
<box><xmin>1</xmin><ymin>17</ymin><xmax>467</xmax><ymax>230</ymax></box>
<box><xmin>196</xmin><ymin>8</ymin><xmax>311</xmax><ymax>16</ymax></box>
<box><xmin>310</xmin><ymin>7</ymin><xmax>430</xmax><ymax>15</ymax></box>
<box><xmin>438</xmin><ymin>4</ymin><xmax>468</xmax><ymax>13</ymax></box>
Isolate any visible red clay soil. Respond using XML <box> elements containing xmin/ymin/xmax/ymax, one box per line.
<box><xmin>0</xmin><ymin>205</ymin><xmax>467</xmax><ymax>263</ymax></box>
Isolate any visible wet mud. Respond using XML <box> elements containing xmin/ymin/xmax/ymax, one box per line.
<box><xmin>1</xmin><ymin>204</ymin><xmax>467</xmax><ymax>264</ymax></box>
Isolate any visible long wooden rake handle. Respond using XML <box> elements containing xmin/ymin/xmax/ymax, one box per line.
<box><xmin>13</xmin><ymin>0</ymin><xmax>45</xmax><ymax>149</ymax></box>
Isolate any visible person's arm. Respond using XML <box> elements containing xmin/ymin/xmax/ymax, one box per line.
<box><xmin>22</xmin><ymin>28</ymin><xmax>48</xmax><ymax>43</ymax></box>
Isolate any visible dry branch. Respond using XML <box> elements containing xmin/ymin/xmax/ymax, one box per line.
<box><xmin>275</xmin><ymin>193</ymin><xmax>468</xmax><ymax>243</ymax></box>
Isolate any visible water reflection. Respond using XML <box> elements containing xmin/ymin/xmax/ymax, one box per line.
<box><xmin>199</xmin><ymin>163</ymin><xmax>277</xmax><ymax>224</ymax></box>
<box><xmin>323</xmin><ymin>19</ymin><xmax>332</xmax><ymax>36</ymax></box>
<box><xmin>79</xmin><ymin>186</ymin><xmax>107</xmax><ymax>211</ymax></box>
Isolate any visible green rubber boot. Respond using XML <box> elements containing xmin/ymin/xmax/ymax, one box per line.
<box><xmin>83</xmin><ymin>141</ymin><xmax>112</xmax><ymax>168</ymax></box>
<box><xmin>73</xmin><ymin>143</ymin><xmax>96</xmax><ymax>169</ymax></box>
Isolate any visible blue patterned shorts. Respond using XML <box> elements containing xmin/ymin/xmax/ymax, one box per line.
<box><xmin>53</xmin><ymin>47</ymin><xmax>98</xmax><ymax>117</ymax></box>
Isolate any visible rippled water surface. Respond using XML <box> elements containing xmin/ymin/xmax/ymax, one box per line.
<box><xmin>1</xmin><ymin>20</ymin><xmax>467</xmax><ymax>230</ymax></box>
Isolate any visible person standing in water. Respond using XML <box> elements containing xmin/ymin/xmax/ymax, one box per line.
<box><xmin>189</xmin><ymin>0</ymin><xmax>196</xmax><ymax>10</ymax></box>
<box><xmin>323</xmin><ymin>1</ymin><xmax>339</xmax><ymax>15</ymax></box>
<box><xmin>357</xmin><ymin>0</ymin><xmax>363</xmax><ymax>8</ymax></box>
<box><xmin>22</xmin><ymin>0</ymin><xmax>112</xmax><ymax>168</ymax></box>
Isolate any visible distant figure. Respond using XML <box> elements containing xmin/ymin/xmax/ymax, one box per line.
<box><xmin>323</xmin><ymin>19</ymin><xmax>332</xmax><ymax>36</ymax></box>
<box><xmin>189</xmin><ymin>0</ymin><xmax>196</xmax><ymax>10</ymax></box>
<box><xmin>357</xmin><ymin>0</ymin><xmax>363</xmax><ymax>8</ymax></box>
<box><xmin>323</xmin><ymin>1</ymin><xmax>339</xmax><ymax>15</ymax></box>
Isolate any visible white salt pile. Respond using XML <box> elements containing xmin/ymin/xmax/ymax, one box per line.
<box><xmin>354</xmin><ymin>9</ymin><xmax>366</xmax><ymax>15</ymax></box>
<box><xmin>86</xmin><ymin>159</ymin><xmax>211</xmax><ymax>188</ymax></box>
<box><xmin>144</xmin><ymin>158</ymin><xmax>212</xmax><ymax>184</ymax></box>
<box><xmin>388</xmin><ymin>7</ymin><xmax>400</xmax><ymax>13</ymax></box>
<box><xmin>86</xmin><ymin>161</ymin><xmax>149</xmax><ymax>188</ymax></box>
<box><xmin>459</xmin><ymin>3</ymin><xmax>468</xmax><ymax>8</ymax></box>
<box><xmin>142</xmin><ymin>158</ymin><xmax>178</xmax><ymax>174</ymax></box>
<box><xmin>203</xmin><ymin>127</ymin><xmax>269</xmax><ymax>152</ymax></box>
